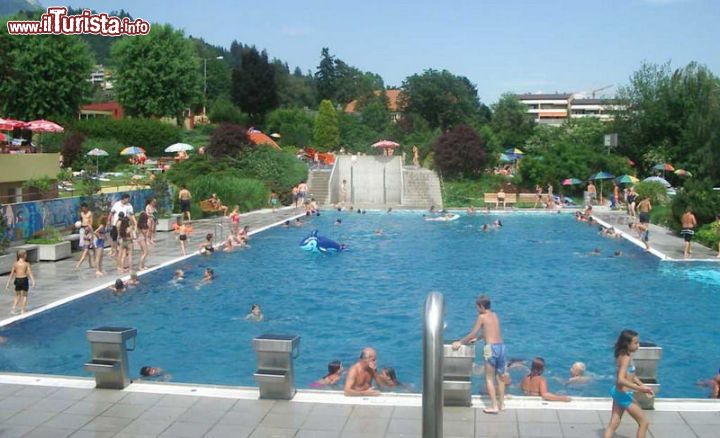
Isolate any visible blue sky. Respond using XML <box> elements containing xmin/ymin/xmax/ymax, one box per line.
<box><xmin>58</xmin><ymin>0</ymin><xmax>719</xmax><ymax>103</ymax></box>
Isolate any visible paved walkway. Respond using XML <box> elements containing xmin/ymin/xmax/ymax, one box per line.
<box><xmin>0</xmin><ymin>207</ymin><xmax>304</xmax><ymax>324</ymax></box>
<box><xmin>591</xmin><ymin>208</ymin><xmax>718</xmax><ymax>261</ymax></box>
<box><xmin>0</xmin><ymin>377</ymin><xmax>717</xmax><ymax>438</ymax></box>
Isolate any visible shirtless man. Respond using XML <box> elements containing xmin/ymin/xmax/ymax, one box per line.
<box><xmin>587</xmin><ymin>181</ymin><xmax>597</xmax><ymax>205</ymax></box>
<box><xmin>452</xmin><ymin>294</ymin><xmax>506</xmax><ymax>414</ymax></box>
<box><xmin>496</xmin><ymin>189</ymin><xmax>506</xmax><ymax>209</ymax></box>
<box><xmin>680</xmin><ymin>208</ymin><xmax>697</xmax><ymax>258</ymax></box>
<box><xmin>178</xmin><ymin>185</ymin><xmax>192</xmax><ymax>222</ymax></box>
<box><xmin>533</xmin><ymin>184</ymin><xmax>542</xmax><ymax>208</ymax></box>
<box><xmin>297</xmin><ymin>181</ymin><xmax>308</xmax><ymax>206</ymax></box>
<box><xmin>637</xmin><ymin>198</ymin><xmax>652</xmax><ymax>225</ymax></box>
<box><xmin>344</xmin><ymin>347</ymin><xmax>381</xmax><ymax>396</ymax></box>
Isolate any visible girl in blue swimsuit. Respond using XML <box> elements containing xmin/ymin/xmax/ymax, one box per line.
<box><xmin>603</xmin><ymin>329</ymin><xmax>655</xmax><ymax>438</ymax></box>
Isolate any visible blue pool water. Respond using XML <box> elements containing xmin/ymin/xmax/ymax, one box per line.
<box><xmin>1</xmin><ymin>212</ymin><xmax>719</xmax><ymax>398</ymax></box>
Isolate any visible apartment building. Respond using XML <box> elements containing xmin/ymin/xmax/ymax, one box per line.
<box><xmin>515</xmin><ymin>93</ymin><xmax>623</xmax><ymax>126</ymax></box>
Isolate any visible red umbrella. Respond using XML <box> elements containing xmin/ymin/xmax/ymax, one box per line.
<box><xmin>371</xmin><ymin>140</ymin><xmax>400</xmax><ymax>149</ymax></box>
<box><xmin>26</xmin><ymin>119</ymin><xmax>64</xmax><ymax>152</ymax></box>
<box><xmin>26</xmin><ymin>119</ymin><xmax>64</xmax><ymax>133</ymax></box>
<box><xmin>0</xmin><ymin>118</ymin><xmax>27</xmax><ymax>130</ymax></box>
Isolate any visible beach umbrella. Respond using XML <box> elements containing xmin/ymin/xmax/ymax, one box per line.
<box><xmin>120</xmin><ymin>146</ymin><xmax>146</xmax><ymax>155</ymax></box>
<box><xmin>86</xmin><ymin>148</ymin><xmax>108</xmax><ymax>174</ymax></box>
<box><xmin>26</xmin><ymin>119</ymin><xmax>64</xmax><ymax>152</ymax></box>
<box><xmin>164</xmin><ymin>143</ymin><xmax>194</xmax><ymax>153</ymax></box>
<box><xmin>643</xmin><ymin>176</ymin><xmax>671</xmax><ymax>188</ymax></box>
<box><xmin>505</xmin><ymin>147</ymin><xmax>524</xmax><ymax>156</ymax></box>
<box><xmin>590</xmin><ymin>171</ymin><xmax>615</xmax><ymax>180</ymax></box>
<box><xmin>371</xmin><ymin>140</ymin><xmax>400</xmax><ymax>149</ymax></box>
<box><xmin>615</xmin><ymin>175</ymin><xmax>639</xmax><ymax>184</ymax></box>
<box><xmin>674</xmin><ymin>169</ymin><xmax>692</xmax><ymax>177</ymax></box>
<box><xmin>652</xmin><ymin>163</ymin><xmax>674</xmax><ymax>172</ymax></box>
<box><xmin>562</xmin><ymin>178</ymin><xmax>583</xmax><ymax>186</ymax></box>
<box><xmin>0</xmin><ymin>118</ymin><xmax>27</xmax><ymax>130</ymax></box>
<box><xmin>590</xmin><ymin>172</ymin><xmax>615</xmax><ymax>204</ymax></box>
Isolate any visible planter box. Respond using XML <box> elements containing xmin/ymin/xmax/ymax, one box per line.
<box><xmin>156</xmin><ymin>214</ymin><xmax>181</xmax><ymax>232</ymax></box>
<box><xmin>35</xmin><ymin>241</ymin><xmax>72</xmax><ymax>261</ymax></box>
<box><xmin>0</xmin><ymin>253</ymin><xmax>14</xmax><ymax>275</ymax></box>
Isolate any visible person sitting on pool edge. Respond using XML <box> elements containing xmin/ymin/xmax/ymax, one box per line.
<box><xmin>520</xmin><ymin>357</ymin><xmax>571</xmax><ymax>402</ymax></box>
<box><xmin>310</xmin><ymin>360</ymin><xmax>344</xmax><ymax>388</ymax></box>
<box><xmin>344</xmin><ymin>347</ymin><xmax>381</xmax><ymax>396</ymax></box>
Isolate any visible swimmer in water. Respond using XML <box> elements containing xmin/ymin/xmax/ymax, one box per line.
<box><xmin>245</xmin><ymin>303</ymin><xmax>263</xmax><ymax>321</ymax></box>
<box><xmin>567</xmin><ymin>361</ymin><xmax>592</xmax><ymax>385</ymax></box>
<box><xmin>109</xmin><ymin>278</ymin><xmax>125</xmax><ymax>294</ymax></box>
<box><xmin>283</xmin><ymin>220</ymin><xmax>290</xmax><ymax>228</ymax></box>
<box><xmin>174</xmin><ymin>269</ymin><xmax>184</xmax><ymax>280</ymax></box>
<box><xmin>590</xmin><ymin>248</ymin><xmax>601</xmax><ymax>256</ymax></box>
<box><xmin>310</xmin><ymin>360</ymin><xmax>344</xmax><ymax>387</ymax></box>
<box><xmin>202</xmin><ymin>268</ymin><xmax>214</xmax><ymax>282</ymax></box>
<box><xmin>335</xmin><ymin>219</ymin><xmax>342</xmax><ymax>225</ymax></box>
<box><xmin>374</xmin><ymin>229</ymin><xmax>384</xmax><ymax>236</ymax></box>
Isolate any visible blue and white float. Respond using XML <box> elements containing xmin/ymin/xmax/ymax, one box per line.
<box><xmin>299</xmin><ymin>230</ymin><xmax>346</xmax><ymax>253</ymax></box>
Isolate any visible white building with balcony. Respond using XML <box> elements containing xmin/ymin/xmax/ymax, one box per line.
<box><xmin>515</xmin><ymin>93</ymin><xmax>623</xmax><ymax>126</ymax></box>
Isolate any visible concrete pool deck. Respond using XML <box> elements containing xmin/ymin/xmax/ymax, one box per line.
<box><xmin>590</xmin><ymin>209</ymin><xmax>719</xmax><ymax>262</ymax></box>
<box><xmin>0</xmin><ymin>207</ymin><xmax>305</xmax><ymax>326</ymax></box>
<box><xmin>0</xmin><ymin>375</ymin><xmax>717</xmax><ymax>438</ymax></box>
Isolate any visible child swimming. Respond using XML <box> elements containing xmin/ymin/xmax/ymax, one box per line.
<box><xmin>310</xmin><ymin>360</ymin><xmax>343</xmax><ymax>388</ymax></box>
<box><xmin>245</xmin><ymin>304</ymin><xmax>263</xmax><ymax>321</ymax></box>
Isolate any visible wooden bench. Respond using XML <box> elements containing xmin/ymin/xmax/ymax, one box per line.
<box><xmin>483</xmin><ymin>193</ymin><xmax>517</xmax><ymax>206</ymax></box>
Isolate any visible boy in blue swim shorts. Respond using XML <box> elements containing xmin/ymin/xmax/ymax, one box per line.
<box><xmin>452</xmin><ymin>294</ymin><xmax>506</xmax><ymax>414</ymax></box>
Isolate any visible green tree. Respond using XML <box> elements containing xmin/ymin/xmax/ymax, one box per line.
<box><xmin>314</xmin><ymin>100</ymin><xmax>340</xmax><ymax>150</ymax></box>
<box><xmin>266</xmin><ymin>108</ymin><xmax>315</xmax><ymax>147</ymax></box>
<box><xmin>400</xmin><ymin>69</ymin><xmax>481</xmax><ymax>130</ymax></box>
<box><xmin>490</xmin><ymin>93</ymin><xmax>536</xmax><ymax>148</ymax></box>
<box><xmin>231</xmin><ymin>47</ymin><xmax>279</xmax><ymax>124</ymax></box>
<box><xmin>432</xmin><ymin>125</ymin><xmax>488</xmax><ymax>178</ymax></box>
<box><xmin>0</xmin><ymin>14</ymin><xmax>94</xmax><ymax>120</ymax></box>
<box><xmin>208</xmin><ymin>98</ymin><xmax>247</xmax><ymax>125</ymax></box>
<box><xmin>315</xmin><ymin>47</ymin><xmax>337</xmax><ymax>102</ymax></box>
<box><xmin>112</xmin><ymin>24</ymin><xmax>202</xmax><ymax>120</ymax></box>
<box><xmin>360</xmin><ymin>92</ymin><xmax>390</xmax><ymax>133</ymax></box>
<box><xmin>614</xmin><ymin>62</ymin><xmax>720</xmax><ymax>181</ymax></box>
<box><xmin>274</xmin><ymin>61</ymin><xmax>317</xmax><ymax>108</ymax></box>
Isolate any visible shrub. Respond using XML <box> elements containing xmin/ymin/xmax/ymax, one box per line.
<box><xmin>634</xmin><ymin>181</ymin><xmax>669</xmax><ymax>205</ymax></box>
<box><xmin>80</xmin><ymin>138</ymin><xmax>127</xmax><ymax>172</ymax></box>
<box><xmin>188</xmin><ymin>175</ymin><xmax>268</xmax><ymax>213</ymax></box>
<box><xmin>266</xmin><ymin>108</ymin><xmax>314</xmax><ymax>147</ymax></box>
<box><xmin>78</xmin><ymin>174</ymin><xmax>101</xmax><ymax>196</ymax></box>
<box><xmin>695</xmin><ymin>221</ymin><xmax>720</xmax><ymax>252</ymax></box>
<box><xmin>27</xmin><ymin>226</ymin><xmax>63</xmax><ymax>244</ymax></box>
<box><xmin>207</xmin><ymin>123</ymin><xmax>255</xmax><ymax>160</ymax></box>
<box><xmin>670</xmin><ymin>179</ymin><xmax>720</xmax><ymax>229</ymax></box>
<box><xmin>23</xmin><ymin>177</ymin><xmax>53</xmax><ymax>193</ymax></box>
<box><xmin>165</xmin><ymin>154</ymin><xmax>235</xmax><ymax>186</ymax></box>
<box><xmin>209</xmin><ymin>98</ymin><xmax>248</xmax><ymax>125</ymax></box>
<box><xmin>432</xmin><ymin>125</ymin><xmax>488</xmax><ymax>178</ymax></box>
<box><xmin>233</xmin><ymin>147</ymin><xmax>308</xmax><ymax>201</ymax></box>
<box><xmin>150</xmin><ymin>173</ymin><xmax>173</xmax><ymax>216</ymax></box>
<box><xmin>72</xmin><ymin>118</ymin><xmax>181</xmax><ymax>156</ymax></box>
<box><xmin>61</xmin><ymin>132</ymin><xmax>86</xmax><ymax>169</ymax></box>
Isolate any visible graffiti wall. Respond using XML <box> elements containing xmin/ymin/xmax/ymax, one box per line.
<box><xmin>2</xmin><ymin>189</ymin><xmax>163</xmax><ymax>241</ymax></box>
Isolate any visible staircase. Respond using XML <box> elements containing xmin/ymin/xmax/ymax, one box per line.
<box><xmin>402</xmin><ymin>168</ymin><xmax>443</xmax><ymax>208</ymax></box>
<box><xmin>307</xmin><ymin>169</ymin><xmax>331</xmax><ymax>205</ymax></box>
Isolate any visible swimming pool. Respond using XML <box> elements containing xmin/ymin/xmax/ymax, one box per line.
<box><xmin>1</xmin><ymin>211</ymin><xmax>718</xmax><ymax>398</ymax></box>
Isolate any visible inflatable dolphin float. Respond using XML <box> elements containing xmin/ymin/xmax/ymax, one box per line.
<box><xmin>299</xmin><ymin>230</ymin><xmax>346</xmax><ymax>253</ymax></box>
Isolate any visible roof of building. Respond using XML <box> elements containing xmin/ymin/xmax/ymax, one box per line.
<box><xmin>571</xmin><ymin>98</ymin><xmax>622</xmax><ymax>105</ymax></box>
<box><xmin>515</xmin><ymin>93</ymin><xmax>573</xmax><ymax>100</ymax></box>
<box><xmin>345</xmin><ymin>89</ymin><xmax>403</xmax><ymax>113</ymax></box>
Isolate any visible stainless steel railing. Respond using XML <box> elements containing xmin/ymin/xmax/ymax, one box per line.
<box><xmin>423</xmin><ymin>292</ymin><xmax>444</xmax><ymax>438</ymax></box>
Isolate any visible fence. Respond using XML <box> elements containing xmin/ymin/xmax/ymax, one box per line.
<box><xmin>1</xmin><ymin>189</ymin><xmax>163</xmax><ymax>241</ymax></box>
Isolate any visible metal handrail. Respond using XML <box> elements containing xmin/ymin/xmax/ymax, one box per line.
<box><xmin>423</xmin><ymin>292</ymin><xmax>444</xmax><ymax>438</ymax></box>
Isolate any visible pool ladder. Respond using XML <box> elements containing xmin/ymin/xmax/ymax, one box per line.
<box><xmin>423</xmin><ymin>292</ymin><xmax>444</xmax><ymax>438</ymax></box>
